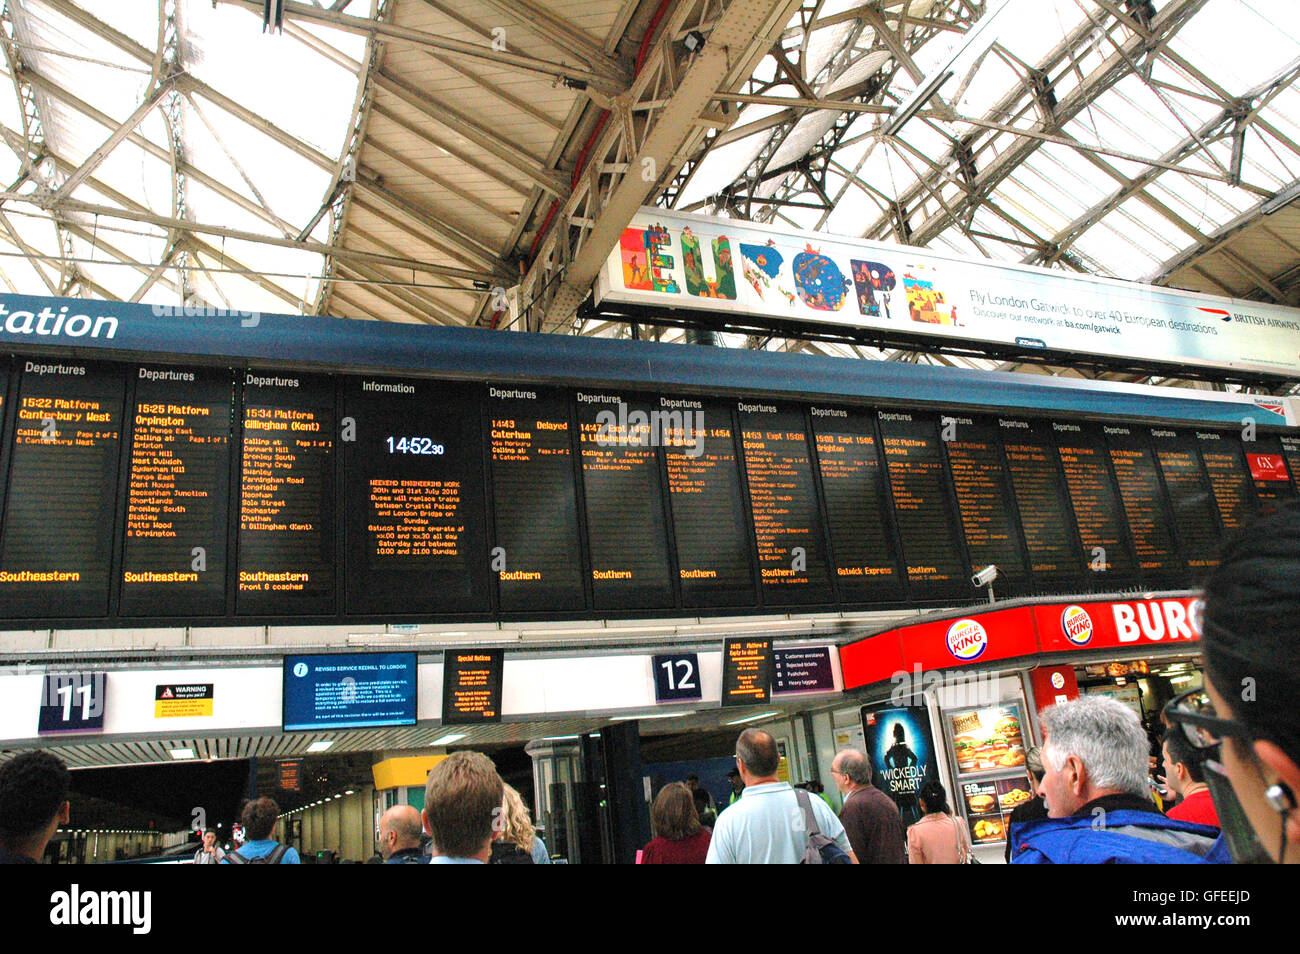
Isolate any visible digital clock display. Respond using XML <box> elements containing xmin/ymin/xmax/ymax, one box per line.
<box><xmin>386</xmin><ymin>436</ymin><xmax>445</xmax><ymax>455</ymax></box>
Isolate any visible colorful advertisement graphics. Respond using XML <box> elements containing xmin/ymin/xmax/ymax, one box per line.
<box><xmin>597</xmin><ymin>208</ymin><xmax>1300</xmax><ymax>379</ymax></box>
<box><xmin>861</xmin><ymin>704</ymin><xmax>939</xmax><ymax>829</ymax></box>
<box><xmin>961</xmin><ymin>776</ymin><xmax>1032</xmax><ymax>844</ymax></box>
<box><xmin>949</xmin><ymin>703</ymin><xmax>1026</xmax><ymax>776</ymax></box>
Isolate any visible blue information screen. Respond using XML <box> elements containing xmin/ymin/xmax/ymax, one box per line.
<box><xmin>282</xmin><ymin>652</ymin><xmax>417</xmax><ymax>731</ymax></box>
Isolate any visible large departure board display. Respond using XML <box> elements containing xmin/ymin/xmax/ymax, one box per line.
<box><xmin>236</xmin><ymin>372</ymin><xmax>335</xmax><ymax>615</ymax></box>
<box><xmin>739</xmin><ymin>401</ymin><xmax>833</xmax><ymax>604</ymax></box>
<box><xmin>1104</xmin><ymin>426</ymin><xmax>1181</xmax><ymax>580</ymax></box>
<box><xmin>577</xmin><ymin>392</ymin><xmax>675</xmax><ymax>610</ymax></box>
<box><xmin>810</xmin><ymin>406</ymin><xmax>903</xmax><ymax>602</ymax></box>
<box><xmin>486</xmin><ymin>386</ymin><xmax>585</xmax><ymax>612</ymax></box>
<box><xmin>662</xmin><ymin>397</ymin><xmax>757</xmax><ymax>607</ymax></box>
<box><xmin>943</xmin><ymin>416</ymin><xmax>1029</xmax><ymax>591</ymax></box>
<box><xmin>120</xmin><ymin>367</ymin><xmax>232</xmax><ymax>617</ymax></box>
<box><xmin>0</xmin><ymin>348</ymin><xmax>1289</xmax><ymax>626</ymax></box>
<box><xmin>344</xmin><ymin>378</ymin><xmax>489</xmax><ymax>616</ymax></box>
<box><xmin>1000</xmin><ymin>417</ymin><xmax>1082</xmax><ymax>581</ymax></box>
<box><xmin>878</xmin><ymin>411</ymin><xmax>967</xmax><ymax>598</ymax></box>
<box><xmin>1053</xmin><ymin>423</ymin><xmax>1136</xmax><ymax>582</ymax></box>
<box><xmin>1149</xmin><ymin>428</ymin><xmax>1222</xmax><ymax>575</ymax></box>
<box><xmin>0</xmin><ymin>362</ymin><xmax>124</xmax><ymax>617</ymax></box>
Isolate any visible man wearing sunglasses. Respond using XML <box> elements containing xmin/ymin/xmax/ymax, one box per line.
<box><xmin>1163</xmin><ymin>500</ymin><xmax>1300</xmax><ymax>865</ymax></box>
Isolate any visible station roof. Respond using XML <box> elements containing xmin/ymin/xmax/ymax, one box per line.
<box><xmin>0</xmin><ymin>0</ymin><xmax>1295</xmax><ymax>387</ymax></box>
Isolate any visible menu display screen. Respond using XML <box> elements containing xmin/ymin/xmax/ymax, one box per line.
<box><xmin>486</xmin><ymin>387</ymin><xmax>585</xmax><ymax>612</ymax></box>
<box><xmin>441</xmin><ymin>649</ymin><xmax>504</xmax><ymax>724</ymax></box>
<box><xmin>0</xmin><ymin>363</ymin><xmax>124</xmax><ymax>617</ymax></box>
<box><xmin>1197</xmin><ymin>430</ymin><xmax>1254</xmax><ymax>531</ymax></box>
<box><xmin>722</xmin><ymin>637</ymin><xmax>772</xmax><ymax>706</ymax></box>
<box><xmin>343</xmin><ymin>378</ymin><xmax>489</xmax><ymax>616</ymax></box>
<box><xmin>1001</xmin><ymin>418</ymin><xmax>1082</xmax><ymax>580</ymax></box>
<box><xmin>236</xmin><ymin>372</ymin><xmax>336</xmax><ymax>615</ymax></box>
<box><xmin>810</xmin><ymin>407</ymin><xmax>903</xmax><ymax>602</ymax></box>
<box><xmin>577</xmin><ymin>393</ymin><xmax>675</xmax><ymax>610</ymax></box>
<box><xmin>1053</xmin><ymin>423</ymin><xmax>1136</xmax><ymax>581</ymax></box>
<box><xmin>1104</xmin><ymin>426</ymin><xmax>1181</xmax><ymax>579</ymax></box>
<box><xmin>1149</xmin><ymin>428</ymin><xmax>1222</xmax><ymax>575</ymax></box>
<box><xmin>943</xmin><ymin>416</ymin><xmax>1029</xmax><ymax>589</ymax></box>
<box><xmin>120</xmin><ymin>367</ymin><xmax>232</xmax><ymax>617</ymax></box>
<box><xmin>662</xmin><ymin>398</ymin><xmax>756</xmax><ymax>607</ymax></box>
<box><xmin>739</xmin><ymin>402</ymin><xmax>833</xmax><ymax>604</ymax></box>
<box><xmin>878</xmin><ymin>412</ymin><xmax>967</xmax><ymax>597</ymax></box>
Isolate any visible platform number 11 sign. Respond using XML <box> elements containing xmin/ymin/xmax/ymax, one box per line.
<box><xmin>38</xmin><ymin>673</ymin><xmax>107</xmax><ymax>734</ymax></box>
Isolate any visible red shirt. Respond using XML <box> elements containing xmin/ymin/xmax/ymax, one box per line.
<box><xmin>1166</xmin><ymin>789</ymin><xmax>1220</xmax><ymax>828</ymax></box>
<box><xmin>641</xmin><ymin>829</ymin><xmax>711</xmax><ymax>864</ymax></box>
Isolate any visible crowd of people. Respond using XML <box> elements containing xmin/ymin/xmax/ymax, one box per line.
<box><xmin>2</xmin><ymin>501</ymin><xmax>1298</xmax><ymax>865</ymax></box>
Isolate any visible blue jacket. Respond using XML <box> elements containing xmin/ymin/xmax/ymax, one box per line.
<box><xmin>1009</xmin><ymin>809</ymin><xmax>1223</xmax><ymax>864</ymax></box>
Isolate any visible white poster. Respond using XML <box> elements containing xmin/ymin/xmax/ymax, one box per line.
<box><xmin>596</xmin><ymin>208</ymin><xmax>1300</xmax><ymax>379</ymax></box>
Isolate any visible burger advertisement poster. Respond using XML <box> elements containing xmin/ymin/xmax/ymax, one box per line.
<box><xmin>861</xmin><ymin>703</ymin><xmax>940</xmax><ymax>828</ymax></box>
<box><xmin>948</xmin><ymin>702</ymin><xmax>1027</xmax><ymax>776</ymax></box>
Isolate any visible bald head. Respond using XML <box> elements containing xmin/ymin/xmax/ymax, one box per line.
<box><xmin>735</xmin><ymin>728</ymin><xmax>780</xmax><ymax>783</ymax></box>
<box><xmin>378</xmin><ymin>804</ymin><xmax>424</xmax><ymax>859</ymax></box>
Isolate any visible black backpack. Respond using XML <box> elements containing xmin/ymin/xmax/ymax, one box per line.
<box><xmin>225</xmin><ymin>844</ymin><xmax>289</xmax><ymax>865</ymax></box>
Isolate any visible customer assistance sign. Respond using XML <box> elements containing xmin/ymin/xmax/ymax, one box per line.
<box><xmin>595</xmin><ymin>208</ymin><xmax>1300</xmax><ymax>378</ymax></box>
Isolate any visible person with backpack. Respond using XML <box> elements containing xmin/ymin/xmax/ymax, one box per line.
<box><xmin>221</xmin><ymin>797</ymin><xmax>300</xmax><ymax>865</ymax></box>
<box><xmin>705</xmin><ymin>728</ymin><xmax>857</xmax><ymax>864</ymax></box>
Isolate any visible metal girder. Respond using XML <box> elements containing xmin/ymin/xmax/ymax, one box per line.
<box><xmin>522</xmin><ymin>0</ymin><xmax>808</xmax><ymax>333</ymax></box>
<box><xmin>50</xmin><ymin>77</ymin><xmax>174</xmax><ymax>202</ymax></box>
<box><xmin>472</xmin><ymin>0</ymin><xmax>623</xmax><ymax>73</ymax></box>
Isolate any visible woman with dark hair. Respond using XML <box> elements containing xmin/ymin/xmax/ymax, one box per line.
<box><xmin>906</xmin><ymin>780</ymin><xmax>971</xmax><ymax>865</ymax></box>
<box><xmin>641</xmin><ymin>783</ymin><xmax>710</xmax><ymax>864</ymax></box>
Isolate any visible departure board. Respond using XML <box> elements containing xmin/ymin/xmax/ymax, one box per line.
<box><xmin>1053</xmin><ymin>423</ymin><xmax>1136</xmax><ymax>581</ymax></box>
<box><xmin>1197</xmin><ymin>430</ymin><xmax>1254</xmax><ymax>531</ymax></box>
<box><xmin>878</xmin><ymin>411</ymin><xmax>967</xmax><ymax>597</ymax></box>
<box><xmin>1000</xmin><ymin>417</ymin><xmax>1081</xmax><ymax>580</ymax></box>
<box><xmin>810</xmin><ymin>406</ymin><xmax>903</xmax><ymax>602</ymax></box>
<box><xmin>441</xmin><ymin>649</ymin><xmax>504</xmax><ymax>724</ymax></box>
<box><xmin>738</xmin><ymin>401</ymin><xmax>833</xmax><ymax>604</ymax></box>
<box><xmin>1283</xmin><ymin>435</ymin><xmax>1300</xmax><ymax>496</ymax></box>
<box><xmin>943</xmin><ymin>416</ymin><xmax>1029</xmax><ymax>590</ymax></box>
<box><xmin>486</xmin><ymin>386</ymin><xmax>585</xmax><ymax>612</ymax></box>
<box><xmin>1149</xmin><ymin>428</ymin><xmax>1222</xmax><ymax>575</ymax></box>
<box><xmin>1246</xmin><ymin>434</ymin><xmax>1296</xmax><ymax>510</ymax></box>
<box><xmin>119</xmin><ymin>367</ymin><xmax>232</xmax><ymax>617</ymax></box>
<box><xmin>343</xmin><ymin>378</ymin><xmax>489</xmax><ymax>616</ymax></box>
<box><xmin>577</xmin><ymin>392</ymin><xmax>675</xmax><ymax>610</ymax></box>
<box><xmin>0</xmin><ymin>362</ymin><xmax>124</xmax><ymax>617</ymax></box>
<box><xmin>722</xmin><ymin>637</ymin><xmax>772</xmax><ymax>707</ymax></box>
<box><xmin>236</xmin><ymin>372</ymin><xmax>335</xmax><ymax>615</ymax></box>
<box><xmin>1105</xmin><ymin>426</ymin><xmax>1182</xmax><ymax>580</ymax></box>
<box><xmin>661</xmin><ymin>397</ymin><xmax>757</xmax><ymax>607</ymax></box>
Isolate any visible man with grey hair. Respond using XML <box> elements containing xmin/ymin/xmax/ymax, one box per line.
<box><xmin>830</xmin><ymin>749</ymin><xmax>905</xmax><ymax>864</ymax></box>
<box><xmin>1010</xmin><ymin>696</ymin><xmax>1220</xmax><ymax>863</ymax></box>
<box><xmin>378</xmin><ymin>804</ymin><xmax>426</xmax><ymax>864</ymax></box>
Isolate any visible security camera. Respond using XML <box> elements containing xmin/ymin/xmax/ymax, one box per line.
<box><xmin>971</xmin><ymin>565</ymin><xmax>999</xmax><ymax>587</ymax></box>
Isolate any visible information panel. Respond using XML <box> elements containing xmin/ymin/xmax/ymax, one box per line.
<box><xmin>441</xmin><ymin>649</ymin><xmax>504</xmax><ymax>724</ymax></box>
<box><xmin>772</xmin><ymin>647</ymin><xmax>835</xmax><ymax>694</ymax></box>
<box><xmin>1105</xmin><ymin>425</ymin><xmax>1182</xmax><ymax>580</ymax></box>
<box><xmin>486</xmin><ymin>386</ymin><xmax>586</xmax><ymax>612</ymax></box>
<box><xmin>0</xmin><ymin>362</ymin><xmax>124</xmax><ymax>617</ymax></box>
<box><xmin>236</xmin><ymin>372</ymin><xmax>335</xmax><ymax>615</ymax></box>
<box><xmin>1000</xmin><ymin>417</ymin><xmax>1082</xmax><ymax>580</ymax></box>
<box><xmin>944</xmin><ymin>416</ymin><xmax>1029</xmax><ymax>590</ymax></box>
<box><xmin>810</xmin><ymin>406</ymin><xmax>903</xmax><ymax>602</ymax></box>
<box><xmin>722</xmin><ymin>637</ymin><xmax>772</xmax><ymax>707</ymax></box>
<box><xmin>662</xmin><ymin>397</ymin><xmax>756</xmax><ymax>607</ymax></box>
<box><xmin>1149</xmin><ymin>428</ymin><xmax>1223</xmax><ymax>575</ymax></box>
<box><xmin>738</xmin><ymin>401</ymin><xmax>833</xmax><ymax>604</ymax></box>
<box><xmin>1246</xmin><ymin>434</ymin><xmax>1296</xmax><ymax>510</ymax></box>
<box><xmin>343</xmin><ymin>378</ymin><xmax>489</xmax><ymax>616</ymax></box>
<box><xmin>878</xmin><ymin>411</ymin><xmax>968</xmax><ymax>597</ymax></box>
<box><xmin>119</xmin><ymin>367</ymin><xmax>232</xmax><ymax>617</ymax></box>
<box><xmin>1197</xmin><ymin>430</ymin><xmax>1254</xmax><ymax>532</ymax></box>
<box><xmin>1283</xmin><ymin>435</ymin><xmax>1300</xmax><ymax>497</ymax></box>
<box><xmin>577</xmin><ymin>392</ymin><xmax>675</xmax><ymax>609</ymax></box>
<box><xmin>1053</xmin><ymin>422</ymin><xmax>1136</xmax><ymax>581</ymax></box>
<box><xmin>282</xmin><ymin>652</ymin><xmax>417</xmax><ymax>731</ymax></box>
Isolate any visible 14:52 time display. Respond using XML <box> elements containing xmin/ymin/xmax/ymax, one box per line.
<box><xmin>385</xmin><ymin>436</ymin><xmax>445</xmax><ymax>455</ymax></box>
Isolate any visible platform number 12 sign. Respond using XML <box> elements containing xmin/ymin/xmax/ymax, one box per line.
<box><xmin>38</xmin><ymin>673</ymin><xmax>107</xmax><ymax>734</ymax></box>
<box><xmin>653</xmin><ymin>654</ymin><xmax>701</xmax><ymax>702</ymax></box>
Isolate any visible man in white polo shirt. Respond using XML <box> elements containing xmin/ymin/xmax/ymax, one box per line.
<box><xmin>706</xmin><ymin>727</ymin><xmax>858</xmax><ymax>864</ymax></box>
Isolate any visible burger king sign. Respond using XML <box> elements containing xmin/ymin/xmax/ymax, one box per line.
<box><xmin>946</xmin><ymin>618</ymin><xmax>988</xmax><ymax>661</ymax></box>
<box><xmin>1061</xmin><ymin>605</ymin><xmax>1093</xmax><ymax>646</ymax></box>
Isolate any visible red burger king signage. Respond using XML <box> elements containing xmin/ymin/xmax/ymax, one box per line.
<box><xmin>946</xmin><ymin>618</ymin><xmax>988</xmax><ymax>661</ymax></box>
<box><xmin>1035</xmin><ymin>595</ymin><xmax>1202</xmax><ymax>653</ymax></box>
<box><xmin>1060</xmin><ymin>605</ymin><xmax>1093</xmax><ymax>646</ymax></box>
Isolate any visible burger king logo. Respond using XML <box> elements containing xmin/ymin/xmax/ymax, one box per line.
<box><xmin>1061</xmin><ymin>605</ymin><xmax>1093</xmax><ymax>646</ymax></box>
<box><xmin>1050</xmin><ymin>671</ymin><xmax>1065</xmax><ymax>690</ymax></box>
<box><xmin>946</xmin><ymin>618</ymin><xmax>988</xmax><ymax>661</ymax></box>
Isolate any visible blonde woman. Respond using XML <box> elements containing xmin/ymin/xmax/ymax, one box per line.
<box><xmin>489</xmin><ymin>783</ymin><xmax>551</xmax><ymax>865</ymax></box>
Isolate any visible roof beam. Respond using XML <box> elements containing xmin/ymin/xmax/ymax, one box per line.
<box><xmin>472</xmin><ymin>0</ymin><xmax>619</xmax><ymax>72</ymax></box>
<box><xmin>50</xmin><ymin>78</ymin><xmax>173</xmax><ymax>202</ymax></box>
